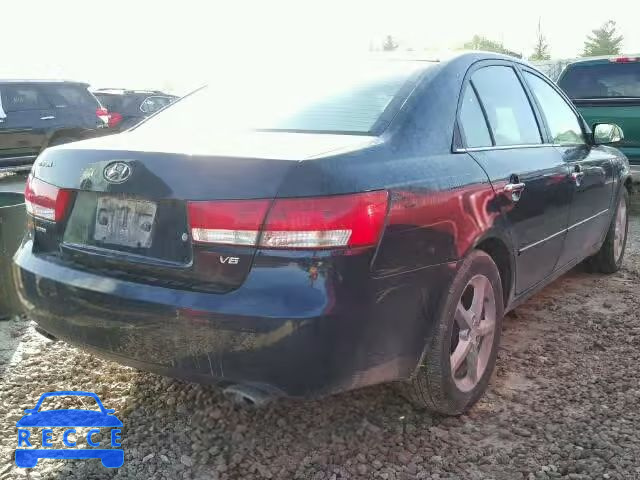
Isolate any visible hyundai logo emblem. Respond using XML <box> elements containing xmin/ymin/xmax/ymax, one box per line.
<box><xmin>103</xmin><ymin>162</ymin><xmax>132</xmax><ymax>184</ymax></box>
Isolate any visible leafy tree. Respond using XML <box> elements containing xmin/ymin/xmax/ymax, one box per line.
<box><xmin>582</xmin><ymin>20</ymin><xmax>623</xmax><ymax>56</ymax></box>
<box><xmin>382</xmin><ymin>35</ymin><xmax>398</xmax><ymax>51</ymax></box>
<box><xmin>529</xmin><ymin>19</ymin><xmax>551</xmax><ymax>61</ymax></box>
<box><xmin>463</xmin><ymin>35</ymin><xmax>522</xmax><ymax>58</ymax></box>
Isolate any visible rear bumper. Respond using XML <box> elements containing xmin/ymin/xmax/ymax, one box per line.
<box><xmin>15</xmin><ymin>241</ymin><xmax>455</xmax><ymax>397</ymax></box>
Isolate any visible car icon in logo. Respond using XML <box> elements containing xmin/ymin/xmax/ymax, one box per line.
<box><xmin>103</xmin><ymin>161</ymin><xmax>132</xmax><ymax>183</ymax></box>
<box><xmin>15</xmin><ymin>391</ymin><xmax>124</xmax><ymax>468</ymax></box>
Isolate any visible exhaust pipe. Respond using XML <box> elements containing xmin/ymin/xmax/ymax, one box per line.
<box><xmin>223</xmin><ymin>384</ymin><xmax>274</xmax><ymax>407</ymax></box>
<box><xmin>34</xmin><ymin>325</ymin><xmax>57</xmax><ymax>341</ymax></box>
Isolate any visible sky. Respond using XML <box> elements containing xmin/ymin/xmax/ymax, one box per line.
<box><xmin>2</xmin><ymin>0</ymin><xmax>640</xmax><ymax>94</ymax></box>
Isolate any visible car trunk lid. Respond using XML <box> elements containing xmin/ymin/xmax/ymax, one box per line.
<box><xmin>29</xmin><ymin>131</ymin><xmax>378</xmax><ymax>292</ymax></box>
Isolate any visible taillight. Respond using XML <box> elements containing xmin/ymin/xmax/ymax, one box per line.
<box><xmin>610</xmin><ymin>57</ymin><xmax>638</xmax><ymax>63</ymax></box>
<box><xmin>188</xmin><ymin>199</ymin><xmax>271</xmax><ymax>246</ymax></box>
<box><xmin>96</xmin><ymin>107</ymin><xmax>110</xmax><ymax>125</ymax></box>
<box><xmin>108</xmin><ymin>112</ymin><xmax>123</xmax><ymax>128</ymax></box>
<box><xmin>24</xmin><ymin>175</ymin><xmax>73</xmax><ymax>222</ymax></box>
<box><xmin>187</xmin><ymin>191</ymin><xmax>389</xmax><ymax>249</ymax></box>
<box><xmin>261</xmin><ymin>191</ymin><xmax>389</xmax><ymax>248</ymax></box>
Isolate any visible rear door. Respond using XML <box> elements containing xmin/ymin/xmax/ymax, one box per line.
<box><xmin>42</xmin><ymin>83</ymin><xmax>103</xmax><ymax>130</ymax></box>
<box><xmin>458</xmin><ymin>62</ymin><xmax>573</xmax><ymax>294</ymax></box>
<box><xmin>522</xmin><ymin>68</ymin><xmax>615</xmax><ymax>266</ymax></box>
<box><xmin>0</xmin><ymin>83</ymin><xmax>54</xmax><ymax>161</ymax></box>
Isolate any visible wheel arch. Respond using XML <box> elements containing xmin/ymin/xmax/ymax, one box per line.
<box><xmin>624</xmin><ymin>175</ymin><xmax>634</xmax><ymax>195</ymax></box>
<box><xmin>470</xmin><ymin>232</ymin><xmax>515</xmax><ymax>309</ymax></box>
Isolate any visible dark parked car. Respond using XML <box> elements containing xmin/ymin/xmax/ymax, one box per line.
<box><xmin>0</xmin><ymin>80</ymin><xmax>109</xmax><ymax>171</ymax></box>
<box><xmin>15</xmin><ymin>53</ymin><xmax>631</xmax><ymax>415</ymax></box>
<box><xmin>92</xmin><ymin>89</ymin><xmax>177</xmax><ymax>131</ymax></box>
<box><xmin>557</xmin><ymin>56</ymin><xmax>640</xmax><ymax>180</ymax></box>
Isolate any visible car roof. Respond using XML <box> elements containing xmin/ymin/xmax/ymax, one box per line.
<box><xmin>94</xmin><ymin>88</ymin><xmax>173</xmax><ymax>96</ymax></box>
<box><xmin>562</xmin><ymin>54</ymin><xmax>640</xmax><ymax>66</ymax></box>
<box><xmin>0</xmin><ymin>79</ymin><xmax>89</xmax><ymax>86</ymax></box>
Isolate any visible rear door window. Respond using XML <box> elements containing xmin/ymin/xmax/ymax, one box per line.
<box><xmin>558</xmin><ymin>62</ymin><xmax>640</xmax><ymax>99</ymax></box>
<box><xmin>459</xmin><ymin>86</ymin><xmax>492</xmax><ymax>148</ymax></box>
<box><xmin>44</xmin><ymin>84</ymin><xmax>99</xmax><ymax>109</ymax></box>
<box><xmin>471</xmin><ymin>66</ymin><xmax>542</xmax><ymax>146</ymax></box>
<box><xmin>0</xmin><ymin>85</ymin><xmax>50</xmax><ymax>112</ymax></box>
<box><xmin>523</xmin><ymin>71</ymin><xmax>585</xmax><ymax>145</ymax></box>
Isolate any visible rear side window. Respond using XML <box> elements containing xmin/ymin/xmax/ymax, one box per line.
<box><xmin>140</xmin><ymin>96</ymin><xmax>173</xmax><ymax>114</ymax></box>
<box><xmin>559</xmin><ymin>62</ymin><xmax>640</xmax><ymax>99</ymax></box>
<box><xmin>0</xmin><ymin>85</ymin><xmax>49</xmax><ymax>112</ymax></box>
<box><xmin>459</xmin><ymin>86</ymin><xmax>492</xmax><ymax>148</ymax></box>
<box><xmin>523</xmin><ymin>72</ymin><xmax>585</xmax><ymax>145</ymax></box>
<box><xmin>471</xmin><ymin>66</ymin><xmax>541</xmax><ymax>146</ymax></box>
<box><xmin>45</xmin><ymin>85</ymin><xmax>99</xmax><ymax>109</ymax></box>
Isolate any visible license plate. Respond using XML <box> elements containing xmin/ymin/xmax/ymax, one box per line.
<box><xmin>94</xmin><ymin>197</ymin><xmax>157</xmax><ymax>248</ymax></box>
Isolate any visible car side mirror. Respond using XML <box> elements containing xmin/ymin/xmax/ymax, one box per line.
<box><xmin>592</xmin><ymin>123</ymin><xmax>624</xmax><ymax>145</ymax></box>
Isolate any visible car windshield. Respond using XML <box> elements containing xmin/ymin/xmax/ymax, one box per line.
<box><xmin>132</xmin><ymin>61</ymin><xmax>428</xmax><ymax>136</ymax></box>
<box><xmin>559</xmin><ymin>62</ymin><xmax>640</xmax><ymax>99</ymax></box>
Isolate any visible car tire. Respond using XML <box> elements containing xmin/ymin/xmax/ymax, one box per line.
<box><xmin>400</xmin><ymin>250</ymin><xmax>504</xmax><ymax>415</ymax></box>
<box><xmin>587</xmin><ymin>188</ymin><xmax>629</xmax><ymax>274</ymax></box>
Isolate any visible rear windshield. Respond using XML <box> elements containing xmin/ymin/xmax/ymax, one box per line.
<box><xmin>559</xmin><ymin>62</ymin><xmax>640</xmax><ymax>99</ymax></box>
<box><xmin>45</xmin><ymin>84</ymin><xmax>100</xmax><ymax>109</ymax></box>
<box><xmin>133</xmin><ymin>61</ymin><xmax>428</xmax><ymax>135</ymax></box>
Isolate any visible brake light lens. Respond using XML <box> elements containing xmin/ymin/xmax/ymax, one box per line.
<box><xmin>96</xmin><ymin>107</ymin><xmax>110</xmax><ymax>125</ymax></box>
<box><xmin>262</xmin><ymin>191</ymin><xmax>389</xmax><ymax>248</ymax></box>
<box><xmin>187</xmin><ymin>191</ymin><xmax>389</xmax><ymax>249</ymax></box>
<box><xmin>610</xmin><ymin>57</ymin><xmax>638</xmax><ymax>63</ymax></box>
<box><xmin>24</xmin><ymin>175</ymin><xmax>73</xmax><ymax>222</ymax></box>
<box><xmin>108</xmin><ymin>111</ymin><xmax>123</xmax><ymax>128</ymax></box>
<box><xmin>188</xmin><ymin>199</ymin><xmax>271</xmax><ymax>246</ymax></box>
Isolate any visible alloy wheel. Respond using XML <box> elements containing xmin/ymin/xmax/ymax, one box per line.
<box><xmin>613</xmin><ymin>196</ymin><xmax>627</xmax><ymax>263</ymax></box>
<box><xmin>450</xmin><ymin>274</ymin><xmax>496</xmax><ymax>392</ymax></box>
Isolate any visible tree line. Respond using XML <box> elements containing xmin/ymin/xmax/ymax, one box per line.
<box><xmin>380</xmin><ymin>20</ymin><xmax>625</xmax><ymax>60</ymax></box>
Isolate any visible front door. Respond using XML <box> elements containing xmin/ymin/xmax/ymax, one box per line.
<box><xmin>457</xmin><ymin>62</ymin><xmax>573</xmax><ymax>295</ymax></box>
<box><xmin>520</xmin><ymin>69</ymin><xmax>615</xmax><ymax>267</ymax></box>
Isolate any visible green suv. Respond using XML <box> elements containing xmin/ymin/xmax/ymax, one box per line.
<box><xmin>557</xmin><ymin>56</ymin><xmax>640</xmax><ymax>179</ymax></box>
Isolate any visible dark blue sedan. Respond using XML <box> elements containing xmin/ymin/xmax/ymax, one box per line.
<box><xmin>15</xmin><ymin>53</ymin><xmax>631</xmax><ymax>414</ymax></box>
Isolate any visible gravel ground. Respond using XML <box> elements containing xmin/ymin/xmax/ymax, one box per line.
<box><xmin>1</xmin><ymin>195</ymin><xmax>640</xmax><ymax>480</ymax></box>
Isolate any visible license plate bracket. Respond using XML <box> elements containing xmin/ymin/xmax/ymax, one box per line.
<box><xmin>94</xmin><ymin>196</ymin><xmax>157</xmax><ymax>249</ymax></box>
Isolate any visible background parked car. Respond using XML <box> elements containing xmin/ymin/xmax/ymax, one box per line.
<box><xmin>0</xmin><ymin>80</ymin><xmax>109</xmax><ymax>171</ymax></box>
<box><xmin>557</xmin><ymin>56</ymin><xmax>640</xmax><ymax>179</ymax></box>
<box><xmin>92</xmin><ymin>89</ymin><xmax>178</xmax><ymax>131</ymax></box>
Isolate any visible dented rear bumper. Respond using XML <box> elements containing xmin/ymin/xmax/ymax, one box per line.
<box><xmin>15</xmin><ymin>240</ymin><xmax>455</xmax><ymax>397</ymax></box>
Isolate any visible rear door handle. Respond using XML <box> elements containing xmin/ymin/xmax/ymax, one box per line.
<box><xmin>504</xmin><ymin>182</ymin><xmax>526</xmax><ymax>202</ymax></box>
<box><xmin>40</xmin><ymin>116</ymin><xmax>56</xmax><ymax>120</ymax></box>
